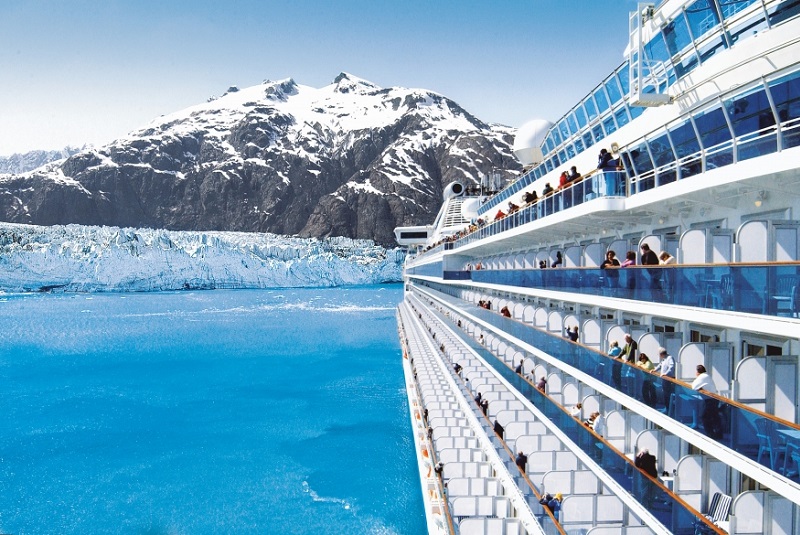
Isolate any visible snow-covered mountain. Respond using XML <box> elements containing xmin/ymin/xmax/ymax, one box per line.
<box><xmin>0</xmin><ymin>222</ymin><xmax>403</xmax><ymax>292</ymax></box>
<box><xmin>0</xmin><ymin>146</ymin><xmax>85</xmax><ymax>174</ymax></box>
<box><xmin>0</xmin><ymin>74</ymin><xmax>520</xmax><ymax>245</ymax></box>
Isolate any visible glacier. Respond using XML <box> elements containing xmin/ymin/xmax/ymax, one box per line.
<box><xmin>0</xmin><ymin>223</ymin><xmax>404</xmax><ymax>292</ymax></box>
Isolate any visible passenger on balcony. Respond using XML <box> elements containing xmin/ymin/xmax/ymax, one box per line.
<box><xmin>659</xmin><ymin>251</ymin><xmax>676</xmax><ymax>265</ymax></box>
<box><xmin>635</xmin><ymin>449</ymin><xmax>658</xmax><ymax>508</ymax></box>
<box><xmin>608</xmin><ymin>340</ymin><xmax>622</xmax><ymax>357</ymax></box>
<box><xmin>551</xmin><ymin>251</ymin><xmax>563</xmax><ymax>268</ymax></box>
<box><xmin>515</xmin><ymin>450</ymin><xmax>528</xmax><ymax>472</ymax></box>
<box><xmin>569</xmin><ymin>166</ymin><xmax>581</xmax><ymax>182</ymax></box>
<box><xmin>523</xmin><ymin>190</ymin><xmax>538</xmax><ymax>204</ymax></box>
<box><xmin>621</xmin><ymin>251</ymin><xmax>636</xmax><ymax>267</ymax></box>
<box><xmin>539</xmin><ymin>260</ymin><xmax>547</xmax><ymax>269</ymax></box>
<box><xmin>570</xmin><ymin>402</ymin><xmax>583</xmax><ymax>418</ymax></box>
<box><xmin>542</xmin><ymin>183</ymin><xmax>554</xmax><ymax>196</ymax></box>
<box><xmin>621</xmin><ymin>333</ymin><xmax>638</xmax><ymax>363</ymax></box>
<box><xmin>653</xmin><ymin>347</ymin><xmax>676</xmax><ymax>409</ymax></box>
<box><xmin>640</xmin><ymin>243</ymin><xmax>659</xmax><ymax>265</ymax></box>
<box><xmin>601</xmin><ymin>250</ymin><xmax>621</xmax><ymax>290</ymax></box>
<box><xmin>558</xmin><ymin>171</ymin><xmax>569</xmax><ymax>190</ymax></box>
<box><xmin>598</xmin><ymin>148</ymin><xmax>616</xmax><ymax>170</ymax></box>
<box><xmin>495</xmin><ymin>209</ymin><xmax>506</xmax><ymax>220</ymax></box>
<box><xmin>501</xmin><ymin>305</ymin><xmax>511</xmax><ymax>318</ymax></box>
<box><xmin>537</xmin><ymin>376</ymin><xmax>547</xmax><ymax>392</ymax></box>
<box><xmin>638</xmin><ymin>354</ymin><xmax>657</xmax><ymax>406</ymax></box>
<box><xmin>515</xmin><ymin>358</ymin><xmax>524</xmax><ymax>374</ymax></box>
<box><xmin>508</xmin><ymin>201</ymin><xmax>520</xmax><ymax>213</ymax></box>
<box><xmin>692</xmin><ymin>365</ymin><xmax>723</xmax><ymax>439</ymax></box>
<box><xmin>565</xmin><ymin>325</ymin><xmax>579</xmax><ymax>342</ymax></box>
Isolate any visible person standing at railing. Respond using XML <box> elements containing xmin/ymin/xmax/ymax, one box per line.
<box><xmin>653</xmin><ymin>347</ymin><xmax>676</xmax><ymax>411</ymax></box>
<box><xmin>601</xmin><ymin>250</ymin><xmax>621</xmax><ymax>290</ymax></box>
<box><xmin>692</xmin><ymin>365</ymin><xmax>723</xmax><ymax>439</ymax></box>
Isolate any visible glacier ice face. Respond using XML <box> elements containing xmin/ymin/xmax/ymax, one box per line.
<box><xmin>0</xmin><ymin>223</ymin><xmax>404</xmax><ymax>293</ymax></box>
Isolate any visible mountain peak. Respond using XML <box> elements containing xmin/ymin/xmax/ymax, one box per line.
<box><xmin>331</xmin><ymin>72</ymin><xmax>380</xmax><ymax>94</ymax></box>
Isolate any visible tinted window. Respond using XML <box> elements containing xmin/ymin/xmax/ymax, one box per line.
<box><xmin>574</xmin><ymin>138</ymin><xmax>585</xmax><ymax>154</ymax></box>
<box><xmin>605</xmin><ymin>76</ymin><xmax>623</xmax><ymax>105</ymax></box>
<box><xmin>663</xmin><ymin>13</ymin><xmax>693</xmax><ymax>56</ymax></box>
<box><xmin>720</xmin><ymin>0</ymin><xmax>757</xmax><ymax>19</ymax></box>
<box><xmin>618</xmin><ymin>63</ymin><xmax>630</xmax><ymax>95</ymax></box>
<box><xmin>670</xmin><ymin>120</ymin><xmax>701</xmax><ymax>158</ymax></box>
<box><xmin>615</xmin><ymin>107</ymin><xmax>630</xmax><ymax>129</ymax></box>
<box><xmin>694</xmin><ymin>106</ymin><xmax>732</xmax><ymax>148</ymax></box>
<box><xmin>566</xmin><ymin>144</ymin><xmax>576</xmax><ymax>159</ymax></box>
<box><xmin>603</xmin><ymin>114</ymin><xmax>617</xmax><ymax>136</ymax></box>
<box><xmin>727</xmin><ymin>86</ymin><xmax>777</xmax><ymax>159</ymax></box>
<box><xmin>583</xmin><ymin>131</ymin><xmax>595</xmax><ymax>150</ymax></box>
<box><xmin>644</xmin><ymin>33</ymin><xmax>670</xmax><ymax>65</ymax></box>
<box><xmin>685</xmin><ymin>0</ymin><xmax>720</xmax><ymax>40</ymax></box>
<box><xmin>567</xmin><ymin>114</ymin><xmax>578</xmax><ymax>135</ymax></box>
<box><xmin>649</xmin><ymin>132</ymin><xmax>676</xmax><ymax>167</ymax></box>
<box><xmin>693</xmin><ymin>106</ymin><xmax>733</xmax><ymax>168</ymax></box>
<box><xmin>552</xmin><ymin>128</ymin><xmax>562</xmax><ymax>146</ymax></box>
<box><xmin>585</xmin><ymin>97</ymin><xmax>598</xmax><ymax>122</ymax></box>
<box><xmin>768</xmin><ymin>69</ymin><xmax>800</xmax><ymax>148</ymax></box>
<box><xmin>629</xmin><ymin>105</ymin><xmax>645</xmax><ymax>120</ymax></box>
<box><xmin>575</xmin><ymin>106</ymin><xmax>587</xmax><ymax>128</ymax></box>
<box><xmin>559</xmin><ymin>120</ymin><xmax>570</xmax><ymax>140</ymax></box>
<box><xmin>594</xmin><ymin>87</ymin><xmax>610</xmax><ymax>114</ymax></box>
<box><xmin>592</xmin><ymin>123</ymin><xmax>605</xmax><ymax>143</ymax></box>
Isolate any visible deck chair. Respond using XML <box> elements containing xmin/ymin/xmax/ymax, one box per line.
<box><xmin>693</xmin><ymin>492</ymin><xmax>732</xmax><ymax>534</ymax></box>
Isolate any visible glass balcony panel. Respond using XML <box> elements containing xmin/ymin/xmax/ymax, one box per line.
<box><xmin>727</xmin><ymin>87</ymin><xmax>777</xmax><ymax>160</ymax></box>
<box><xmin>720</xmin><ymin>0</ymin><xmax>758</xmax><ymax>20</ymax></box>
<box><xmin>670</xmin><ymin>120</ymin><xmax>702</xmax><ymax>179</ymax></box>
<box><xmin>629</xmin><ymin>142</ymin><xmax>655</xmax><ymax>192</ymax></box>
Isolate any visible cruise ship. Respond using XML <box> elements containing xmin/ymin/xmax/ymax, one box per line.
<box><xmin>395</xmin><ymin>1</ymin><xmax>800</xmax><ymax>534</ymax></box>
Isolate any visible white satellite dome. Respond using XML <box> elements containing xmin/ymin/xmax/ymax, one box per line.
<box><xmin>513</xmin><ymin>119</ymin><xmax>553</xmax><ymax>166</ymax></box>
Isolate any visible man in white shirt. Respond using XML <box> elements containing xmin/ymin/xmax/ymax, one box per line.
<box><xmin>691</xmin><ymin>365</ymin><xmax>722</xmax><ymax>438</ymax></box>
<box><xmin>691</xmin><ymin>364</ymin><xmax>716</xmax><ymax>392</ymax></box>
<box><xmin>653</xmin><ymin>347</ymin><xmax>676</xmax><ymax>410</ymax></box>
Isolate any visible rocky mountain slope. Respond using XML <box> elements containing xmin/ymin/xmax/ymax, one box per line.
<box><xmin>0</xmin><ymin>146</ymin><xmax>85</xmax><ymax>174</ymax></box>
<box><xmin>0</xmin><ymin>74</ymin><xmax>520</xmax><ymax>245</ymax></box>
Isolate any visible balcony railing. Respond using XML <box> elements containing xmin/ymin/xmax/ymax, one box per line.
<box><xmin>466</xmin><ymin>263</ymin><xmax>800</xmax><ymax>318</ymax></box>
<box><xmin>419</xmin><ymin>285</ymin><xmax>800</xmax><ymax>481</ymax></box>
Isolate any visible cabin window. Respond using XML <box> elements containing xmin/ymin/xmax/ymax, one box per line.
<box><xmin>566</xmin><ymin>144</ymin><xmax>576</xmax><ymax>159</ymax></box>
<box><xmin>648</xmin><ymin>131</ymin><xmax>677</xmax><ymax>184</ymax></box>
<box><xmin>629</xmin><ymin>141</ymin><xmax>654</xmax><ymax>176</ymax></box>
<box><xmin>559</xmin><ymin>120</ymin><xmax>570</xmax><ymax>140</ymax></box>
<box><xmin>574</xmin><ymin>138</ymin><xmax>585</xmax><ymax>154</ymax></box>
<box><xmin>663</xmin><ymin>12</ymin><xmax>693</xmax><ymax>57</ymax></box>
<box><xmin>552</xmin><ymin>127</ymin><xmax>562</xmax><ymax>146</ymax></box>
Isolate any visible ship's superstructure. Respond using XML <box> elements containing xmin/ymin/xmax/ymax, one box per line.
<box><xmin>397</xmin><ymin>1</ymin><xmax>800</xmax><ymax>534</ymax></box>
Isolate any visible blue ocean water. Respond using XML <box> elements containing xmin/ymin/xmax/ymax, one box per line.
<box><xmin>0</xmin><ymin>286</ymin><xmax>425</xmax><ymax>535</ymax></box>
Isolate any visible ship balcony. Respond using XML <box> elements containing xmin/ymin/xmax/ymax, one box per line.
<box><xmin>411</xmin><ymin>284</ymin><xmax>800</xmax><ymax>488</ymax></box>
<box><xmin>459</xmin><ymin>263</ymin><xmax>800</xmax><ymax>321</ymax></box>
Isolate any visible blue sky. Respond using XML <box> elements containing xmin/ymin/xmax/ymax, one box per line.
<box><xmin>0</xmin><ymin>0</ymin><xmax>638</xmax><ymax>155</ymax></box>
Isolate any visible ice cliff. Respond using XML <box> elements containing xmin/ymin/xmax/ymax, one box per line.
<box><xmin>0</xmin><ymin>223</ymin><xmax>404</xmax><ymax>292</ymax></box>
